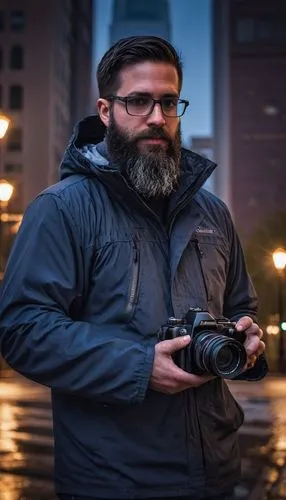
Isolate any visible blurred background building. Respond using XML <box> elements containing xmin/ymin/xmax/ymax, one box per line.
<box><xmin>110</xmin><ymin>0</ymin><xmax>170</xmax><ymax>45</ymax></box>
<box><xmin>190</xmin><ymin>136</ymin><xmax>214</xmax><ymax>192</ymax></box>
<box><xmin>0</xmin><ymin>0</ymin><xmax>93</xmax><ymax>214</ymax></box>
<box><xmin>213</xmin><ymin>0</ymin><xmax>286</xmax><ymax>240</ymax></box>
<box><xmin>0</xmin><ymin>0</ymin><xmax>286</xmax><ymax>364</ymax></box>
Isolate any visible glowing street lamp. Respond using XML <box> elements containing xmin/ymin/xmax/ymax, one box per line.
<box><xmin>0</xmin><ymin>115</ymin><xmax>10</xmax><ymax>139</ymax></box>
<box><xmin>0</xmin><ymin>179</ymin><xmax>14</xmax><ymax>275</ymax></box>
<box><xmin>0</xmin><ymin>114</ymin><xmax>11</xmax><ymax>178</ymax></box>
<box><xmin>272</xmin><ymin>247</ymin><xmax>286</xmax><ymax>372</ymax></box>
<box><xmin>0</xmin><ymin>179</ymin><xmax>14</xmax><ymax>205</ymax></box>
<box><xmin>273</xmin><ymin>248</ymin><xmax>286</xmax><ymax>271</ymax></box>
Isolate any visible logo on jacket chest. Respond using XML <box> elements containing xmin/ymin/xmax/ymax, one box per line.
<box><xmin>195</xmin><ymin>226</ymin><xmax>216</xmax><ymax>235</ymax></box>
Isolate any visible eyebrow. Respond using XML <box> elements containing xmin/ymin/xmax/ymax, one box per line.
<box><xmin>126</xmin><ymin>91</ymin><xmax>179</xmax><ymax>98</ymax></box>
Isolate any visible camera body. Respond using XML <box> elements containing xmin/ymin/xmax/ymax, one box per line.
<box><xmin>158</xmin><ymin>308</ymin><xmax>247</xmax><ymax>379</ymax></box>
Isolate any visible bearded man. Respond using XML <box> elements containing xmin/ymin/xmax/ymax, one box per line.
<box><xmin>0</xmin><ymin>36</ymin><xmax>267</xmax><ymax>500</ymax></box>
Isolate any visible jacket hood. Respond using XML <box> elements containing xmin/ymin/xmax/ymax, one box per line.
<box><xmin>60</xmin><ymin>115</ymin><xmax>217</xmax><ymax>195</ymax></box>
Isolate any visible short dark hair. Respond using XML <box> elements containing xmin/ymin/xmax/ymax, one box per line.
<box><xmin>97</xmin><ymin>35</ymin><xmax>183</xmax><ymax>97</ymax></box>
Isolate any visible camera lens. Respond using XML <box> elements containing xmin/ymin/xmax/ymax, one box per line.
<box><xmin>193</xmin><ymin>331</ymin><xmax>247</xmax><ymax>379</ymax></box>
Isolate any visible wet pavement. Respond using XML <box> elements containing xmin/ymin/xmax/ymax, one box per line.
<box><xmin>0</xmin><ymin>372</ymin><xmax>55</xmax><ymax>499</ymax></box>
<box><xmin>0</xmin><ymin>371</ymin><xmax>285</xmax><ymax>499</ymax></box>
<box><xmin>228</xmin><ymin>377</ymin><xmax>286</xmax><ymax>500</ymax></box>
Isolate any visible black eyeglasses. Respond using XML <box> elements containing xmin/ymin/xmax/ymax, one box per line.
<box><xmin>105</xmin><ymin>95</ymin><xmax>189</xmax><ymax>117</ymax></box>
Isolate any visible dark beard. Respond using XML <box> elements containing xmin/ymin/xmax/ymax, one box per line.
<box><xmin>105</xmin><ymin>114</ymin><xmax>181</xmax><ymax>198</ymax></box>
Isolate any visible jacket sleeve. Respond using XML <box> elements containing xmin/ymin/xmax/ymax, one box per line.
<box><xmin>222</xmin><ymin>207</ymin><xmax>268</xmax><ymax>381</ymax></box>
<box><xmin>0</xmin><ymin>193</ymin><xmax>155</xmax><ymax>403</ymax></box>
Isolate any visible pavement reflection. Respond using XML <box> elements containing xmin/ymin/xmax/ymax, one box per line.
<box><xmin>0</xmin><ymin>374</ymin><xmax>55</xmax><ymax>499</ymax></box>
<box><xmin>0</xmin><ymin>372</ymin><xmax>285</xmax><ymax>499</ymax></box>
<box><xmin>228</xmin><ymin>377</ymin><xmax>286</xmax><ymax>499</ymax></box>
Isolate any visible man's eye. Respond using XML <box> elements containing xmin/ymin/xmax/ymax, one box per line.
<box><xmin>128</xmin><ymin>97</ymin><xmax>149</xmax><ymax>107</ymax></box>
<box><xmin>163</xmin><ymin>99</ymin><xmax>178</xmax><ymax>108</ymax></box>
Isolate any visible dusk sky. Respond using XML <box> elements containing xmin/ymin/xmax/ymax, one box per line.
<box><xmin>93</xmin><ymin>0</ymin><xmax>212</xmax><ymax>146</ymax></box>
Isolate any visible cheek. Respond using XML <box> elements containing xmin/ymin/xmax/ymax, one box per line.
<box><xmin>167</xmin><ymin>121</ymin><xmax>180</xmax><ymax>139</ymax></box>
<box><xmin>113</xmin><ymin>109</ymin><xmax>145</xmax><ymax>136</ymax></box>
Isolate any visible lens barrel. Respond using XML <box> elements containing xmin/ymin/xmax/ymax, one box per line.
<box><xmin>192</xmin><ymin>331</ymin><xmax>247</xmax><ymax>379</ymax></box>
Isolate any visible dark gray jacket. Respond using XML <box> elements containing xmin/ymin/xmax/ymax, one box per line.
<box><xmin>0</xmin><ymin>115</ymin><xmax>267</xmax><ymax>498</ymax></box>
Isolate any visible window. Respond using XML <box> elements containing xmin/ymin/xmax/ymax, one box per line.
<box><xmin>236</xmin><ymin>16</ymin><xmax>286</xmax><ymax>44</ymax></box>
<box><xmin>11</xmin><ymin>10</ymin><xmax>25</xmax><ymax>31</ymax></box>
<box><xmin>236</xmin><ymin>18</ymin><xmax>255</xmax><ymax>42</ymax></box>
<box><xmin>126</xmin><ymin>3</ymin><xmax>161</xmax><ymax>21</ymax></box>
<box><xmin>4</xmin><ymin>163</ymin><xmax>23</xmax><ymax>173</ymax></box>
<box><xmin>6</xmin><ymin>128</ymin><xmax>22</xmax><ymax>151</ymax></box>
<box><xmin>0</xmin><ymin>11</ymin><xmax>4</xmax><ymax>31</ymax></box>
<box><xmin>9</xmin><ymin>85</ymin><xmax>23</xmax><ymax>109</ymax></box>
<box><xmin>10</xmin><ymin>45</ymin><xmax>24</xmax><ymax>69</ymax></box>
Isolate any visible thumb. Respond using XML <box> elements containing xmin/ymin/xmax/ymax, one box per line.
<box><xmin>158</xmin><ymin>335</ymin><xmax>191</xmax><ymax>355</ymax></box>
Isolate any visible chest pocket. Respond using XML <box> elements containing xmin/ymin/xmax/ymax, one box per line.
<box><xmin>84</xmin><ymin>226</ymin><xmax>170</xmax><ymax>338</ymax></box>
<box><xmin>191</xmin><ymin>233</ymin><xmax>229</xmax><ymax>317</ymax></box>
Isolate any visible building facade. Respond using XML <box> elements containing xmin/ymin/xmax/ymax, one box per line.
<box><xmin>191</xmin><ymin>136</ymin><xmax>215</xmax><ymax>193</ymax></box>
<box><xmin>0</xmin><ymin>0</ymin><xmax>93</xmax><ymax>214</ymax></box>
<box><xmin>109</xmin><ymin>0</ymin><xmax>170</xmax><ymax>46</ymax></box>
<box><xmin>213</xmin><ymin>0</ymin><xmax>286</xmax><ymax>240</ymax></box>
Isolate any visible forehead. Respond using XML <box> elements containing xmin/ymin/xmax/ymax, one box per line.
<box><xmin>117</xmin><ymin>61</ymin><xmax>179</xmax><ymax>96</ymax></box>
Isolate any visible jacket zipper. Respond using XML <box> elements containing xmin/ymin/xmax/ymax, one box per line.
<box><xmin>194</xmin><ymin>238</ymin><xmax>211</xmax><ymax>303</ymax></box>
<box><xmin>193</xmin><ymin>240</ymin><xmax>208</xmax><ymax>471</ymax></box>
<box><xmin>125</xmin><ymin>238</ymin><xmax>140</xmax><ymax>320</ymax></box>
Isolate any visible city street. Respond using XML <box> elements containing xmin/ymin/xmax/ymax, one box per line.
<box><xmin>0</xmin><ymin>371</ymin><xmax>285</xmax><ymax>500</ymax></box>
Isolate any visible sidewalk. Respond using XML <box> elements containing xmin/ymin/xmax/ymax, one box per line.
<box><xmin>0</xmin><ymin>371</ymin><xmax>285</xmax><ymax>499</ymax></box>
<box><xmin>228</xmin><ymin>377</ymin><xmax>286</xmax><ymax>499</ymax></box>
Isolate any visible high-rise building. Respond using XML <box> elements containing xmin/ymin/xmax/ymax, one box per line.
<box><xmin>110</xmin><ymin>0</ymin><xmax>170</xmax><ymax>46</ymax></box>
<box><xmin>0</xmin><ymin>0</ymin><xmax>93</xmax><ymax>214</ymax></box>
<box><xmin>191</xmin><ymin>136</ymin><xmax>215</xmax><ymax>193</ymax></box>
<box><xmin>213</xmin><ymin>0</ymin><xmax>286</xmax><ymax>240</ymax></box>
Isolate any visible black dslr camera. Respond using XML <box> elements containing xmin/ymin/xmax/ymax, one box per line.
<box><xmin>158</xmin><ymin>308</ymin><xmax>247</xmax><ymax>379</ymax></box>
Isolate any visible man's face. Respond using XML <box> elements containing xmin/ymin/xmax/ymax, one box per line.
<box><xmin>97</xmin><ymin>61</ymin><xmax>182</xmax><ymax>198</ymax></box>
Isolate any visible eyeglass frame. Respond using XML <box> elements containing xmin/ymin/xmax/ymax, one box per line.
<box><xmin>104</xmin><ymin>95</ymin><xmax>190</xmax><ymax>117</ymax></box>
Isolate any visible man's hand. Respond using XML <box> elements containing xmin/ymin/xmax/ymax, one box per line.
<box><xmin>235</xmin><ymin>316</ymin><xmax>265</xmax><ymax>370</ymax></box>
<box><xmin>150</xmin><ymin>335</ymin><xmax>214</xmax><ymax>394</ymax></box>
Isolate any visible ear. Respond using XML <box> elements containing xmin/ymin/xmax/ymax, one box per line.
<box><xmin>97</xmin><ymin>98</ymin><xmax>111</xmax><ymax>127</ymax></box>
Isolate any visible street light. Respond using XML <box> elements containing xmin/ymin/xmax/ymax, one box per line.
<box><xmin>272</xmin><ymin>247</ymin><xmax>286</xmax><ymax>372</ymax></box>
<box><xmin>0</xmin><ymin>115</ymin><xmax>10</xmax><ymax>139</ymax></box>
<box><xmin>0</xmin><ymin>114</ymin><xmax>12</xmax><ymax>277</ymax></box>
<box><xmin>0</xmin><ymin>179</ymin><xmax>14</xmax><ymax>276</ymax></box>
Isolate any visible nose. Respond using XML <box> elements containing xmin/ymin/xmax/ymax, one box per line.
<box><xmin>146</xmin><ymin>102</ymin><xmax>166</xmax><ymax>127</ymax></box>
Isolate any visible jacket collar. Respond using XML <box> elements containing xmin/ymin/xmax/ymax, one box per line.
<box><xmin>61</xmin><ymin>115</ymin><xmax>217</xmax><ymax>219</ymax></box>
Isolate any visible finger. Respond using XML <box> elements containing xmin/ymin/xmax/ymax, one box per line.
<box><xmin>244</xmin><ymin>335</ymin><xmax>261</xmax><ymax>356</ymax></box>
<box><xmin>255</xmin><ymin>340</ymin><xmax>265</xmax><ymax>357</ymax></box>
<box><xmin>158</xmin><ymin>335</ymin><xmax>191</xmax><ymax>354</ymax></box>
<box><xmin>245</xmin><ymin>338</ymin><xmax>265</xmax><ymax>357</ymax></box>
<box><xmin>245</xmin><ymin>355</ymin><xmax>257</xmax><ymax>370</ymax></box>
<box><xmin>236</xmin><ymin>316</ymin><xmax>253</xmax><ymax>331</ymax></box>
<box><xmin>244</xmin><ymin>325</ymin><xmax>263</xmax><ymax>338</ymax></box>
<box><xmin>257</xmin><ymin>328</ymin><xmax>263</xmax><ymax>339</ymax></box>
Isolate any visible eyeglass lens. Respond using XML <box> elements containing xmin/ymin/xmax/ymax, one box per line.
<box><xmin>126</xmin><ymin>97</ymin><xmax>185</xmax><ymax>117</ymax></box>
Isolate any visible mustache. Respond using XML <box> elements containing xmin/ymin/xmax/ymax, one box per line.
<box><xmin>134</xmin><ymin>128</ymin><xmax>172</xmax><ymax>143</ymax></box>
